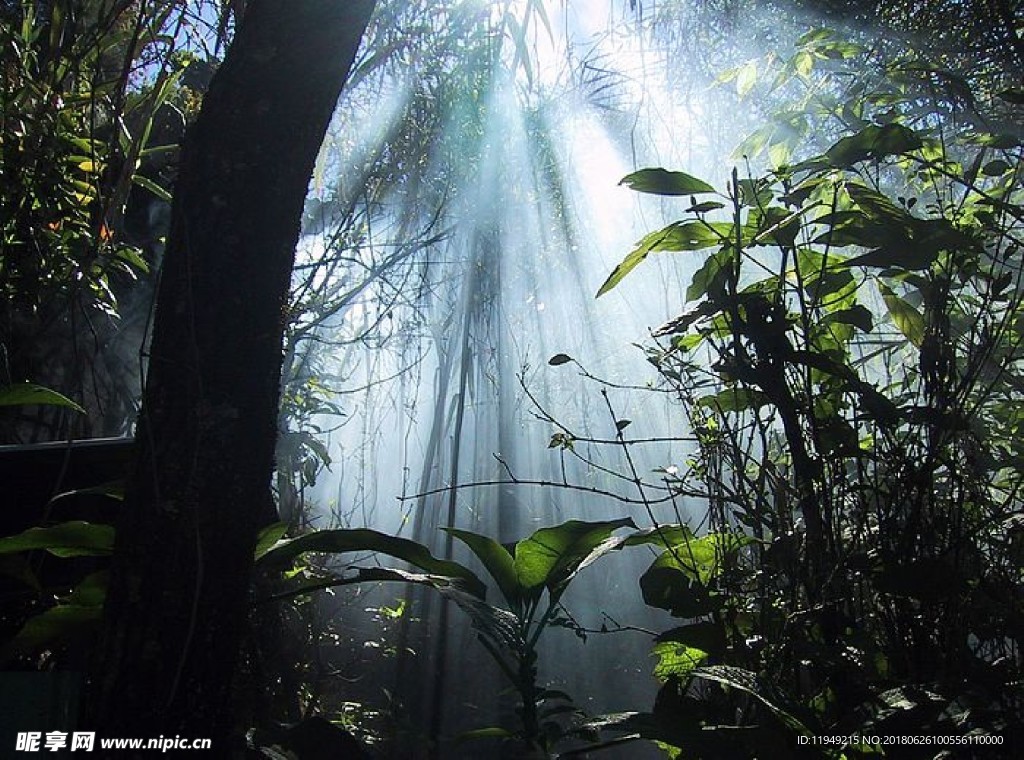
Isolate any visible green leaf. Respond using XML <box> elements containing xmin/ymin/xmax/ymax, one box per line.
<box><xmin>256</xmin><ymin>528</ymin><xmax>486</xmax><ymax>599</ymax></box>
<box><xmin>454</xmin><ymin>727</ymin><xmax>514</xmax><ymax>745</ymax></box>
<box><xmin>619</xmin><ymin>168</ymin><xmax>715</xmax><ymax>196</ymax></box>
<box><xmin>982</xmin><ymin>159</ymin><xmax>1011</xmax><ymax>176</ymax></box>
<box><xmin>597</xmin><ymin>222</ymin><xmax>729</xmax><ymax>297</ymax></box>
<box><xmin>443</xmin><ymin>528</ymin><xmax>520</xmax><ymax>609</ymax></box>
<box><xmin>687</xmin><ymin>200</ymin><xmax>725</xmax><ymax>213</ymax></box>
<box><xmin>48</xmin><ymin>481</ymin><xmax>125</xmax><ymax>506</ymax></box>
<box><xmin>697</xmin><ymin>388</ymin><xmax>769</xmax><ymax>413</ymax></box>
<box><xmin>652</xmin><ymin>302</ymin><xmax>718</xmax><ymax>337</ymax></box>
<box><xmin>548</xmin><ymin>353</ymin><xmax>572</xmax><ymax>366</ymax></box>
<box><xmin>844</xmin><ymin>245</ymin><xmax>937</xmax><ymax>270</ymax></box>
<box><xmin>294</xmin><ymin>566</ymin><xmax>524</xmax><ymax>651</ymax></box>
<box><xmin>821</xmin><ymin>123</ymin><xmax>923</xmax><ymax>168</ymax></box>
<box><xmin>623</xmin><ymin>524</ymin><xmax>697</xmax><ymax>549</ymax></box>
<box><xmin>131</xmin><ymin>173</ymin><xmax>172</xmax><ymax>202</ymax></box>
<box><xmin>640</xmin><ymin>559</ymin><xmax>719</xmax><ymax>618</ymax></box>
<box><xmin>686</xmin><ymin>249</ymin><xmax>733</xmax><ymax>302</ymax></box>
<box><xmin>995</xmin><ymin>88</ymin><xmax>1024</xmax><ymax>105</ymax></box>
<box><xmin>823</xmin><ymin>305</ymin><xmax>873</xmax><ymax>333</ymax></box>
<box><xmin>679</xmin><ymin>532</ymin><xmax>750</xmax><ymax>584</ymax></box>
<box><xmin>736</xmin><ymin>60</ymin><xmax>758</xmax><ymax>97</ymax></box>
<box><xmin>61</xmin><ymin>570</ymin><xmax>108</xmax><ymax>607</ymax></box>
<box><xmin>0</xmin><ymin>383</ymin><xmax>85</xmax><ymax>413</ymax></box>
<box><xmin>513</xmin><ymin>519</ymin><xmax>635</xmax><ymax>602</ymax></box>
<box><xmin>0</xmin><ymin>521</ymin><xmax>114</xmax><ymax>558</ymax></box>
<box><xmin>254</xmin><ymin>522</ymin><xmax>289</xmax><ymax>560</ymax></box>
<box><xmin>878</xmin><ymin>282</ymin><xmax>925</xmax><ymax>346</ymax></box>
<box><xmin>2</xmin><ymin>604</ymin><xmax>102</xmax><ymax>662</ymax></box>
<box><xmin>652</xmin><ymin>641</ymin><xmax>708</xmax><ymax>681</ymax></box>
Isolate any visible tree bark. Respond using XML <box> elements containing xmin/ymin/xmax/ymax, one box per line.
<box><xmin>89</xmin><ymin>0</ymin><xmax>375</xmax><ymax>751</ymax></box>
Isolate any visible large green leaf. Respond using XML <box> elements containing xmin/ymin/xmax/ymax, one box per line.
<box><xmin>623</xmin><ymin>524</ymin><xmax>696</xmax><ymax>550</ymax></box>
<box><xmin>823</xmin><ymin>305</ymin><xmax>873</xmax><ymax>333</ymax></box>
<box><xmin>686</xmin><ymin>249</ymin><xmax>733</xmax><ymax>302</ymax></box>
<box><xmin>822</xmin><ymin>123</ymin><xmax>923</xmax><ymax>168</ymax></box>
<box><xmin>878</xmin><ymin>282</ymin><xmax>925</xmax><ymax>346</ymax></box>
<box><xmin>674</xmin><ymin>532</ymin><xmax>750</xmax><ymax>585</ymax></box>
<box><xmin>596</xmin><ymin>222</ymin><xmax>730</xmax><ymax>297</ymax></box>
<box><xmin>256</xmin><ymin>528</ymin><xmax>486</xmax><ymax>599</ymax></box>
<box><xmin>443</xmin><ymin>527</ymin><xmax>520</xmax><ymax>609</ymax></box>
<box><xmin>1</xmin><ymin>571</ymin><xmax>108</xmax><ymax>663</ymax></box>
<box><xmin>0</xmin><ymin>383</ymin><xmax>85</xmax><ymax>413</ymax></box>
<box><xmin>652</xmin><ymin>641</ymin><xmax>708</xmax><ymax>681</ymax></box>
<box><xmin>697</xmin><ymin>388</ymin><xmax>769</xmax><ymax>413</ymax></box>
<box><xmin>640</xmin><ymin>559</ymin><xmax>719</xmax><ymax>618</ymax></box>
<box><xmin>0</xmin><ymin>521</ymin><xmax>114</xmax><ymax>558</ymax></box>
<box><xmin>254</xmin><ymin>521</ymin><xmax>289</xmax><ymax>561</ymax></box>
<box><xmin>619</xmin><ymin>168</ymin><xmax>715</xmax><ymax>196</ymax></box>
<box><xmin>513</xmin><ymin>519</ymin><xmax>635</xmax><ymax>602</ymax></box>
<box><xmin>1</xmin><ymin>604</ymin><xmax>102</xmax><ymax>662</ymax></box>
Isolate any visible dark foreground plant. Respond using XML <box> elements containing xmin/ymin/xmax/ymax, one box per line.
<box><xmin>254</xmin><ymin>518</ymin><xmax>702</xmax><ymax>757</ymax></box>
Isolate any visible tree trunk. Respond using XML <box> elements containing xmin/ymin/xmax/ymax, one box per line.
<box><xmin>89</xmin><ymin>0</ymin><xmax>375</xmax><ymax>752</ymax></box>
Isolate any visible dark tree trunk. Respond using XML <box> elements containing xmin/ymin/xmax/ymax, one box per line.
<box><xmin>88</xmin><ymin>0</ymin><xmax>375</xmax><ymax>751</ymax></box>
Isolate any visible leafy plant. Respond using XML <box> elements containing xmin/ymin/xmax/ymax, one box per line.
<box><xmin>593</xmin><ymin>28</ymin><xmax>1023</xmax><ymax>758</ymax></box>
<box><xmin>255</xmin><ymin>518</ymin><xmax>643</xmax><ymax>757</ymax></box>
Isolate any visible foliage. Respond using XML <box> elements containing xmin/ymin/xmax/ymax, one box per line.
<box><xmin>0</xmin><ymin>0</ymin><xmax>215</xmax><ymax>441</ymax></box>
<box><xmin>255</xmin><ymin>518</ymin><xmax>642</xmax><ymax>757</ymax></box>
<box><xmin>594</xmin><ymin>28</ymin><xmax>1023</xmax><ymax>758</ymax></box>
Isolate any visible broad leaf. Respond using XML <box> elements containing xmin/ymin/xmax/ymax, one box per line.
<box><xmin>619</xmin><ymin>168</ymin><xmax>715</xmax><ymax>196</ymax></box>
<box><xmin>686</xmin><ymin>249</ymin><xmax>733</xmax><ymax>302</ymax></box>
<box><xmin>0</xmin><ymin>383</ymin><xmax>85</xmax><ymax>413</ymax></box>
<box><xmin>652</xmin><ymin>641</ymin><xmax>708</xmax><ymax>681</ymax></box>
<box><xmin>822</xmin><ymin>123</ymin><xmax>923</xmax><ymax>168</ymax></box>
<box><xmin>640</xmin><ymin>559</ymin><xmax>719</xmax><ymax>617</ymax></box>
<box><xmin>2</xmin><ymin>604</ymin><xmax>102</xmax><ymax>662</ymax></box>
<box><xmin>0</xmin><ymin>521</ymin><xmax>114</xmax><ymax>558</ymax></box>
<box><xmin>697</xmin><ymin>388</ymin><xmax>769</xmax><ymax>413</ymax></box>
<box><xmin>444</xmin><ymin>527</ymin><xmax>520</xmax><ymax>608</ymax></box>
<box><xmin>254</xmin><ymin>522</ymin><xmax>289</xmax><ymax>561</ymax></box>
<box><xmin>513</xmin><ymin>518</ymin><xmax>635</xmax><ymax>602</ymax></box>
<box><xmin>823</xmin><ymin>305</ymin><xmax>873</xmax><ymax>333</ymax></box>
<box><xmin>597</xmin><ymin>222</ymin><xmax>730</xmax><ymax>297</ymax></box>
<box><xmin>256</xmin><ymin>528</ymin><xmax>486</xmax><ymax>599</ymax></box>
<box><xmin>623</xmin><ymin>524</ymin><xmax>696</xmax><ymax>550</ymax></box>
<box><xmin>878</xmin><ymin>282</ymin><xmax>925</xmax><ymax>346</ymax></box>
<box><xmin>673</xmin><ymin>532</ymin><xmax>750</xmax><ymax>585</ymax></box>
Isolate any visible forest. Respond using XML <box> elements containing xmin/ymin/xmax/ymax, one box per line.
<box><xmin>0</xmin><ymin>0</ymin><xmax>1022</xmax><ymax>758</ymax></box>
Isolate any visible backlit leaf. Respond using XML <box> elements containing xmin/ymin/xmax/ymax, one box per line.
<box><xmin>619</xmin><ymin>168</ymin><xmax>715</xmax><ymax>196</ymax></box>
<box><xmin>597</xmin><ymin>222</ymin><xmax>729</xmax><ymax>297</ymax></box>
<box><xmin>514</xmin><ymin>518</ymin><xmax>635</xmax><ymax>602</ymax></box>
<box><xmin>652</xmin><ymin>641</ymin><xmax>708</xmax><ymax>681</ymax></box>
<box><xmin>256</xmin><ymin>528</ymin><xmax>486</xmax><ymax>598</ymax></box>
<box><xmin>0</xmin><ymin>383</ymin><xmax>85</xmax><ymax>413</ymax></box>
<box><xmin>878</xmin><ymin>282</ymin><xmax>925</xmax><ymax>346</ymax></box>
<box><xmin>444</xmin><ymin>528</ymin><xmax>520</xmax><ymax>608</ymax></box>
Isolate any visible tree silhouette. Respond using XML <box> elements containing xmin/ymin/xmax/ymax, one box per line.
<box><xmin>89</xmin><ymin>0</ymin><xmax>376</xmax><ymax>749</ymax></box>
